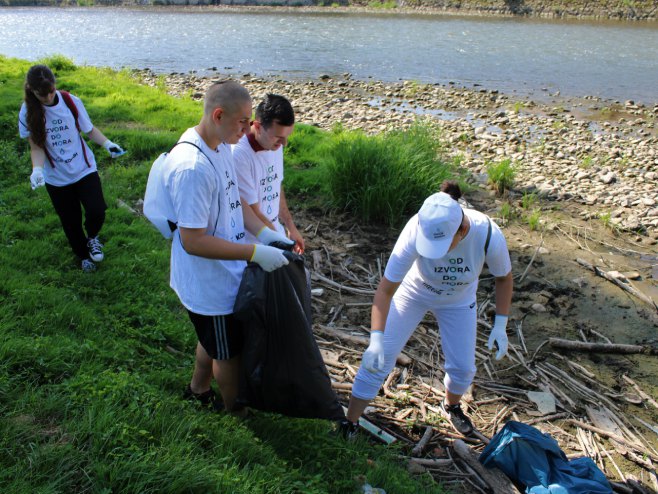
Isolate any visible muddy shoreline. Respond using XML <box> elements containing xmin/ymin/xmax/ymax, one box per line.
<box><xmin>135</xmin><ymin>68</ymin><xmax>658</xmax><ymax>239</ymax></box>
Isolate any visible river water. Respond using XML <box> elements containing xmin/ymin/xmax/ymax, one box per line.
<box><xmin>1</xmin><ymin>7</ymin><xmax>657</xmax><ymax>104</ymax></box>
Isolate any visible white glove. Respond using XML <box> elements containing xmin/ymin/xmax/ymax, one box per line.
<box><xmin>30</xmin><ymin>167</ymin><xmax>45</xmax><ymax>190</ymax></box>
<box><xmin>257</xmin><ymin>226</ymin><xmax>295</xmax><ymax>247</ymax></box>
<box><xmin>250</xmin><ymin>244</ymin><xmax>289</xmax><ymax>272</ymax></box>
<box><xmin>487</xmin><ymin>315</ymin><xmax>509</xmax><ymax>360</ymax></box>
<box><xmin>103</xmin><ymin>139</ymin><xmax>126</xmax><ymax>158</ymax></box>
<box><xmin>362</xmin><ymin>331</ymin><xmax>385</xmax><ymax>373</ymax></box>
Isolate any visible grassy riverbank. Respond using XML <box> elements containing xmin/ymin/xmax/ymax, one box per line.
<box><xmin>0</xmin><ymin>56</ymin><xmax>447</xmax><ymax>493</ymax></box>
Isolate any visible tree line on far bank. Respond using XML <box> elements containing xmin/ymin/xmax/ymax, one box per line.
<box><xmin>2</xmin><ymin>0</ymin><xmax>655</xmax><ymax>21</ymax></box>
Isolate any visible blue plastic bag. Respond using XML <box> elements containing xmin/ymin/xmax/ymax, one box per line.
<box><xmin>479</xmin><ymin>421</ymin><xmax>612</xmax><ymax>494</ymax></box>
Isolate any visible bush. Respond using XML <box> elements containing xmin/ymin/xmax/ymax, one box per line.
<box><xmin>37</xmin><ymin>54</ymin><xmax>77</xmax><ymax>73</ymax></box>
<box><xmin>327</xmin><ymin>121</ymin><xmax>462</xmax><ymax>226</ymax></box>
<box><xmin>486</xmin><ymin>158</ymin><xmax>516</xmax><ymax>195</ymax></box>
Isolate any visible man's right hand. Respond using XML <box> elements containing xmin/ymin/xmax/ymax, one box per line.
<box><xmin>250</xmin><ymin>244</ymin><xmax>289</xmax><ymax>272</ymax></box>
<box><xmin>362</xmin><ymin>330</ymin><xmax>385</xmax><ymax>373</ymax></box>
<box><xmin>30</xmin><ymin>167</ymin><xmax>45</xmax><ymax>190</ymax></box>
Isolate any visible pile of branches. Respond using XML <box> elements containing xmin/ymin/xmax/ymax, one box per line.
<box><xmin>307</xmin><ymin>238</ymin><xmax>658</xmax><ymax>494</ymax></box>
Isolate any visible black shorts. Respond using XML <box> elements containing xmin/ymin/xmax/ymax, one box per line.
<box><xmin>187</xmin><ymin>311</ymin><xmax>244</xmax><ymax>360</ymax></box>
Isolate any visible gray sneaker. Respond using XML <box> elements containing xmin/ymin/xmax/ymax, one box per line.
<box><xmin>81</xmin><ymin>259</ymin><xmax>97</xmax><ymax>273</ymax></box>
<box><xmin>441</xmin><ymin>400</ymin><xmax>474</xmax><ymax>436</ymax></box>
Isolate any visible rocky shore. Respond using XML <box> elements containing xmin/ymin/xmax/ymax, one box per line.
<box><xmin>135</xmin><ymin>69</ymin><xmax>658</xmax><ymax>239</ymax></box>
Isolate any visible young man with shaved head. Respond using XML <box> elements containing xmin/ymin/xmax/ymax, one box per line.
<box><xmin>232</xmin><ymin>94</ymin><xmax>304</xmax><ymax>254</ymax></box>
<box><xmin>164</xmin><ymin>81</ymin><xmax>293</xmax><ymax>411</ymax></box>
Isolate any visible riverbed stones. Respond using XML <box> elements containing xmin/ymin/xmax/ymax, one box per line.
<box><xmin>134</xmin><ymin>68</ymin><xmax>658</xmax><ymax>236</ymax></box>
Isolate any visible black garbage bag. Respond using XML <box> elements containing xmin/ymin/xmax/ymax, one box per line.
<box><xmin>233</xmin><ymin>250</ymin><xmax>345</xmax><ymax>421</ymax></box>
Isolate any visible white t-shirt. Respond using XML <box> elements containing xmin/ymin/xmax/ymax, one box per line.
<box><xmin>384</xmin><ymin>209</ymin><xmax>512</xmax><ymax>308</ymax></box>
<box><xmin>18</xmin><ymin>91</ymin><xmax>97</xmax><ymax>186</ymax></box>
<box><xmin>232</xmin><ymin>133</ymin><xmax>285</xmax><ymax>243</ymax></box>
<box><xmin>166</xmin><ymin>128</ymin><xmax>247</xmax><ymax>316</ymax></box>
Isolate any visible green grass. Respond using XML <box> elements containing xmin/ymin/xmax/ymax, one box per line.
<box><xmin>486</xmin><ymin>158</ymin><xmax>516</xmax><ymax>195</ymax></box>
<box><xmin>326</xmin><ymin>121</ymin><xmax>464</xmax><ymax>226</ymax></box>
<box><xmin>579</xmin><ymin>155</ymin><xmax>594</xmax><ymax>168</ymax></box>
<box><xmin>520</xmin><ymin>191</ymin><xmax>538</xmax><ymax>210</ymax></box>
<box><xmin>0</xmin><ymin>55</ymin><xmax>445</xmax><ymax>493</ymax></box>
<box><xmin>499</xmin><ymin>201</ymin><xmax>514</xmax><ymax>224</ymax></box>
<box><xmin>368</xmin><ymin>0</ymin><xmax>397</xmax><ymax>8</ymax></box>
<box><xmin>525</xmin><ymin>209</ymin><xmax>542</xmax><ymax>231</ymax></box>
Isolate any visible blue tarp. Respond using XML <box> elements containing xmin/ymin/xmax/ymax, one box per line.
<box><xmin>479</xmin><ymin>421</ymin><xmax>612</xmax><ymax>494</ymax></box>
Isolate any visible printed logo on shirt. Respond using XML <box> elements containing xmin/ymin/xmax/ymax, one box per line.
<box><xmin>224</xmin><ymin>168</ymin><xmax>245</xmax><ymax>242</ymax></box>
<box><xmin>434</xmin><ymin>257</ymin><xmax>474</xmax><ymax>287</ymax></box>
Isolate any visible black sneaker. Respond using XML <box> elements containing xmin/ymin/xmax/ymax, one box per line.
<box><xmin>338</xmin><ymin>419</ymin><xmax>359</xmax><ymax>440</ymax></box>
<box><xmin>87</xmin><ymin>236</ymin><xmax>104</xmax><ymax>262</ymax></box>
<box><xmin>441</xmin><ymin>400</ymin><xmax>474</xmax><ymax>436</ymax></box>
<box><xmin>183</xmin><ymin>385</ymin><xmax>223</xmax><ymax>411</ymax></box>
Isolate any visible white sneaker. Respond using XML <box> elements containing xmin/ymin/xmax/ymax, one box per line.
<box><xmin>87</xmin><ymin>237</ymin><xmax>104</xmax><ymax>262</ymax></box>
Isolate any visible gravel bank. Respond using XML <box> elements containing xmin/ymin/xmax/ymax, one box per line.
<box><xmin>135</xmin><ymin>69</ymin><xmax>658</xmax><ymax>238</ymax></box>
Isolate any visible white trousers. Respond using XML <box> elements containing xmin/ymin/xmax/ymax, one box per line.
<box><xmin>352</xmin><ymin>284</ymin><xmax>477</xmax><ymax>400</ymax></box>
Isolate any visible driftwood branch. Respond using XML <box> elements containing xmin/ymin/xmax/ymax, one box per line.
<box><xmin>311</xmin><ymin>272</ymin><xmax>376</xmax><ymax>296</ymax></box>
<box><xmin>518</xmin><ymin>238</ymin><xmax>543</xmax><ymax>283</ymax></box>
<box><xmin>411</xmin><ymin>425</ymin><xmax>434</xmax><ymax>457</ymax></box>
<box><xmin>405</xmin><ymin>456</ymin><xmax>453</xmax><ymax>467</ymax></box>
<box><xmin>452</xmin><ymin>439</ymin><xmax>523</xmax><ymax>494</ymax></box>
<box><xmin>622</xmin><ymin>375</ymin><xmax>658</xmax><ymax>410</ymax></box>
<box><xmin>548</xmin><ymin>338</ymin><xmax>658</xmax><ymax>356</ymax></box>
<box><xmin>567</xmin><ymin>420</ymin><xmax>658</xmax><ymax>463</ymax></box>
<box><xmin>576</xmin><ymin>258</ymin><xmax>658</xmax><ymax>312</ymax></box>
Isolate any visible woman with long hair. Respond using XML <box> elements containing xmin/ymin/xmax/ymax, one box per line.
<box><xmin>341</xmin><ymin>180</ymin><xmax>513</xmax><ymax>438</ymax></box>
<box><xmin>18</xmin><ymin>64</ymin><xmax>125</xmax><ymax>272</ymax></box>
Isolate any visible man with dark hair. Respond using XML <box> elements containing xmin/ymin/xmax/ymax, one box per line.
<box><xmin>232</xmin><ymin>93</ymin><xmax>304</xmax><ymax>254</ymax></box>
<box><xmin>165</xmin><ymin>81</ymin><xmax>293</xmax><ymax>412</ymax></box>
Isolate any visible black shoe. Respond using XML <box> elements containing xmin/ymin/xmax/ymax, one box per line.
<box><xmin>337</xmin><ymin>419</ymin><xmax>359</xmax><ymax>440</ymax></box>
<box><xmin>81</xmin><ymin>258</ymin><xmax>97</xmax><ymax>273</ymax></box>
<box><xmin>183</xmin><ymin>385</ymin><xmax>223</xmax><ymax>411</ymax></box>
<box><xmin>87</xmin><ymin>236</ymin><xmax>104</xmax><ymax>262</ymax></box>
<box><xmin>441</xmin><ymin>400</ymin><xmax>474</xmax><ymax>436</ymax></box>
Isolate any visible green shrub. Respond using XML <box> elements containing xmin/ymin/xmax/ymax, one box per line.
<box><xmin>521</xmin><ymin>191</ymin><xmax>537</xmax><ymax>210</ymax></box>
<box><xmin>327</xmin><ymin>121</ymin><xmax>462</xmax><ymax>226</ymax></box>
<box><xmin>526</xmin><ymin>209</ymin><xmax>542</xmax><ymax>231</ymax></box>
<box><xmin>37</xmin><ymin>54</ymin><xmax>77</xmax><ymax>73</ymax></box>
<box><xmin>499</xmin><ymin>201</ymin><xmax>513</xmax><ymax>224</ymax></box>
<box><xmin>486</xmin><ymin>158</ymin><xmax>515</xmax><ymax>195</ymax></box>
<box><xmin>368</xmin><ymin>0</ymin><xmax>397</xmax><ymax>7</ymax></box>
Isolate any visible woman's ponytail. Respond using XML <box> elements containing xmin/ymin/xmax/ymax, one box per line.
<box><xmin>440</xmin><ymin>180</ymin><xmax>462</xmax><ymax>201</ymax></box>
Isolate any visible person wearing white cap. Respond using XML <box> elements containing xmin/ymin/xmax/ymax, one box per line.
<box><xmin>341</xmin><ymin>180</ymin><xmax>513</xmax><ymax>437</ymax></box>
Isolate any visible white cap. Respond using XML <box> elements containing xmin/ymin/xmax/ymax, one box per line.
<box><xmin>416</xmin><ymin>192</ymin><xmax>463</xmax><ymax>259</ymax></box>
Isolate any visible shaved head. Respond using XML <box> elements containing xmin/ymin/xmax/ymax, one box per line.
<box><xmin>204</xmin><ymin>81</ymin><xmax>251</xmax><ymax>116</ymax></box>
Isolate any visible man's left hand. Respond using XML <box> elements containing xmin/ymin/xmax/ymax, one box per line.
<box><xmin>257</xmin><ymin>227</ymin><xmax>295</xmax><ymax>248</ymax></box>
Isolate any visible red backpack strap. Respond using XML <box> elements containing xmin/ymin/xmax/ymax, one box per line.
<box><xmin>59</xmin><ymin>91</ymin><xmax>80</xmax><ymax>132</ymax></box>
<box><xmin>59</xmin><ymin>90</ymin><xmax>91</xmax><ymax>167</ymax></box>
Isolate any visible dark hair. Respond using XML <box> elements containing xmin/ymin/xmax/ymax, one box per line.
<box><xmin>24</xmin><ymin>65</ymin><xmax>56</xmax><ymax>150</ymax></box>
<box><xmin>255</xmin><ymin>94</ymin><xmax>294</xmax><ymax>128</ymax></box>
<box><xmin>441</xmin><ymin>180</ymin><xmax>462</xmax><ymax>201</ymax></box>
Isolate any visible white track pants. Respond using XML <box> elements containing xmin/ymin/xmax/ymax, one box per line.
<box><xmin>351</xmin><ymin>284</ymin><xmax>477</xmax><ymax>400</ymax></box>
